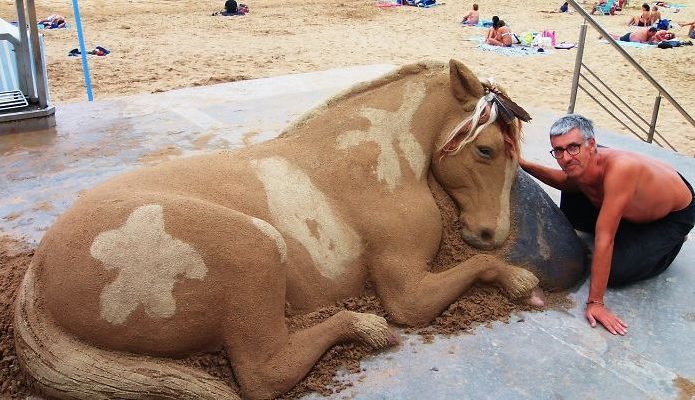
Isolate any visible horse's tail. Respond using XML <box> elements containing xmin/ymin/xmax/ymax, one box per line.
<box><xmin>14</xmin><ymin>263</ymin><xmax>240</xmax><ymax>400</ymax></box>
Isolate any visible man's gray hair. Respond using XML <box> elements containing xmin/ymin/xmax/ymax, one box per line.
<box><xmin>549</xmin><ymin>114</ymin><xmax>595</xmax><ymax>140</ymax></box>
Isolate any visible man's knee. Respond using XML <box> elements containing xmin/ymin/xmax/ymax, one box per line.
<box><xmin>608</xmin><ymin>242</ymin><xmax>683</xmax><ymax>287</ymax></box>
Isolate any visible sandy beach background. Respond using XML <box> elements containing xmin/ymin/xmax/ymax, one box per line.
<box><xmin>1</xmin><ymin>0</ymin><xmax>694</xmax><ymax>153</ymax></box>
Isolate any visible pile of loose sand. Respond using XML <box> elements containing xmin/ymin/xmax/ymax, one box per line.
<box><xmin>0</xmin><ymin>0</ymin><xmax>692</xmax><ymax>153</ymax></box>
<box><xmin>0</xmin><ymin>237</ymin><xmax>34</xmax><ymax>397</ymax></box>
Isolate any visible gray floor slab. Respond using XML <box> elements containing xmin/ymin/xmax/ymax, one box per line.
<box><xmin>1</xmin><ymin>65</ymin><xmax>693</xmax><ymax>400</ymax></box>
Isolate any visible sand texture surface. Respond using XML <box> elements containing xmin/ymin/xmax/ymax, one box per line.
<box><xmin>1</xmin><ymin>0</ymin><xmax>694</xmax><ymax>153</ymax></box>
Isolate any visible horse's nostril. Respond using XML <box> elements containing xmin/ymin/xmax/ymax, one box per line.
<box><xmin>480</xmin><ymin>229</ymin><xmax>493</xmax><ymax>243</ymax></box>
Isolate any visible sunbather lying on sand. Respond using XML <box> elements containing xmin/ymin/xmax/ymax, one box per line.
<box><xmin>38</xmin><ymin>14</ymin><xmax>65</xmax><ymax>29</ymax></box>
<box><xmin>608</xmin><ymin>27</ymin><xmax>674</xmax><ymax>43</ymax></box>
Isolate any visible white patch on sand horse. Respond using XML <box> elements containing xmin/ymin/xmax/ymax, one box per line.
<box><xmin>251</xmin><ymin>157</ymin><xmax>363</xmax><ymax>280</ymax></box>
<box><xmin>90</xmin><ymin>204</ymin><xmax>207</xmax><ymax>325</ymax></box>
<box><xmin>250</xmin><ymin>217</ymin><xmax>288</xmax><ymax>263</ymax></box>
<box><xmin>336</xmin><ymin>82</ymin><xmax>427</xmax><ymax>191</ymax></box>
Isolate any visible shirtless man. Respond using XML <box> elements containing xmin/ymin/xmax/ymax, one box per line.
<box><xmin>520</xmin><ymin>114</ymin><xmax>694</xmax><ymax>335</ymax></box>
<box><xmin>461</xmin><ymin>3</ymin><xmax>480</xmax><ymax>25</ymax></box>
<box><xmin>610</xmin><ymin>27</ymin><xmax>661</xmax><ymax>43</ymax></box>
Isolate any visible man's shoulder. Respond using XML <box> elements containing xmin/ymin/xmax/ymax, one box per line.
<box><xmin>602</xmin><ymin>149</ymin><xmax>645</xmax><ymax>175</ymax></box>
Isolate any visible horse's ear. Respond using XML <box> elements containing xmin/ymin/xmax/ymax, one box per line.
<box><xmin>449</xmin><ymin>59</ymin><xmax>485</xmax><ymax>111</ymax></box>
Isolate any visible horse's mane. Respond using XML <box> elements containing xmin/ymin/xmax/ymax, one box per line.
<box><xmin>279</xmin><ymin>61</ymin><xmax>523</xmax><ymax>160</ymax></box>
<box><xmin>279</xmin><ymin>61</ymin><xmax>448</xmax><ymax>138</ymax></box>
<box><xmin>438</xmin><ymin>85</ymin><xmax>523</xmax><ymax>160</ymax></box>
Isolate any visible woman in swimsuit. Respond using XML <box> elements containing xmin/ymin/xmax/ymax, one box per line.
<box><xmin>485</xmin><ymin>16</ymin><xmax>500</xmax><ymax>42</ymax></box>
<box><xmin>486</xmin><ymin>20</ymin><xmax>513</xmax><ymax>47</ymax></box>
<box><xmin>627</xmin><ymin>4</ymin><xmax>651</xmax><ymax>26</ymax></box>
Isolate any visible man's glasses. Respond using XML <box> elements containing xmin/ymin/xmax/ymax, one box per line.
<box><xmin>550</xmin><ymin>143</ymin><xmax>582</xmax><ymax>159</ymax></box>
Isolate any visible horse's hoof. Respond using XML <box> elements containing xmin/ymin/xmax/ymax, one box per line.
<box><xmin>348</xmin><ymin>312</ymin><xmax>394</xmax><ymax>349</ymax></box>
<box><xmin>499</xmin><ymin>266</ymin><xmax>539</xmax><ymax>299</ymax></box>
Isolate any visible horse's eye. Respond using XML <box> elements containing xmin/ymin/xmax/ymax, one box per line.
<box><xmin>476</xmin><ymin>146</ymin><xmax>493</xmax><ymax>159</ymax></box>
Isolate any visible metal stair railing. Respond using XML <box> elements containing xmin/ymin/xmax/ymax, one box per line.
<box><xmin>578</xmin><ymin>64</ymin><xmax>674</xmax><ymax>150</ymax></box>
<box><xmin>0</xmin><ymin>90</ymin><xmax>29</xmax><ymax>111</ymax></box>
<box><xmin>566</xmin><ymin>0</ymin><xmax>694</xmax><ymax>150</ymax></box>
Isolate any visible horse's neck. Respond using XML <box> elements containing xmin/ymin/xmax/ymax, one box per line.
<box><xmin>292</xmin><ymin>78</ymin><xmax>440</xmax><ymax>158</ymax></box>
<box><xmin>278</xmin><ymin>79</ymin><xmax>448</xmax><ymax>194</ymax></box>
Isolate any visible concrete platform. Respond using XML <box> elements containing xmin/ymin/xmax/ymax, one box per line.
<box><xmin>1</xmin><ymin>65</ymin><xmax>693</xmax><ymax>400</ymax></box>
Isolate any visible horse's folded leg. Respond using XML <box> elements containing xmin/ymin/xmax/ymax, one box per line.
<box><xmin>227</xmin><ymin>310</ymin><xmax>396</xmax><ymax>400</ymax></box>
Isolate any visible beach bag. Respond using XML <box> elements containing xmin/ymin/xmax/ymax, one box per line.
<box><xmin>518</xmin><ymin>32</ymin><xmax>536</xmax><ymax>47</ymax></box>
<box><xmin>656</xmin><ymin>19</ymin><xmax>670</xmax><ymax>30</ymax></box>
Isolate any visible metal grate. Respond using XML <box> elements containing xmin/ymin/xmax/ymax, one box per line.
<box><xmin>0</xmin><ymin>89</ymin><xmax>28</xmax><ymax>111</ymax></box>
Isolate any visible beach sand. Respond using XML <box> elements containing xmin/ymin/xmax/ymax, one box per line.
<box><xmin>1</xmin><ymin>0</ymin><xmax>694</xmax><ymax>153</ymax></box>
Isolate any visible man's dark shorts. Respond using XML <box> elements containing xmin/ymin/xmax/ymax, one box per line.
<box><xmin>560</xmin><ymin>173</ymin><xmax>695</xmax><ymax>287</ymax></box>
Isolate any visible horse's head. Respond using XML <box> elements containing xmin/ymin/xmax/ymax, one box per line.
<box><xmin>430</xmin><ymin>60</ymin><xmax>526</xmax><ymax>250</ymax></box>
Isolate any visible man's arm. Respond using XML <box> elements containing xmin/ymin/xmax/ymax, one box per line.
<box><xmin>518</xmin><ymin>158</ymin><xmax>578</xmax><ymax>191</ymax></box>
<box><xmin>585</xmin><ymin>162</ymin><xmax>636</xmax><ymax>335</ymax></box>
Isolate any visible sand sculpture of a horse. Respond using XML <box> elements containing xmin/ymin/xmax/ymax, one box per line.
<box><xmin>15</xmin><ymin>59</ymin><xmax>541</xmax><ymax>400</ymax></box>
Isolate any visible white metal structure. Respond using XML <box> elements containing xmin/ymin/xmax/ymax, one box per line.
<box><xmin>0</xmin><ymin>0</ymin><xmax>55</xmax><ymax>134</ymax></box>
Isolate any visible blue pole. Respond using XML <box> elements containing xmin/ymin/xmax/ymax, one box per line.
<box><xmin>71</xmin><ymin>0</ymin><xmax>93</xmax><ymax>101</ymax></box>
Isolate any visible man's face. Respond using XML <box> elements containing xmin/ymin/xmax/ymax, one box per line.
<box><xmin>549</xmin><ymin>128</ymin><xmax>595</xmax><ymax>178</ymax></box>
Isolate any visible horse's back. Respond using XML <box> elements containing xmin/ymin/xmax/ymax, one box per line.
<box><xmin>34</xmin><ymin>177</ymin><xmax>291</xmax><ymax>356</ymax></box>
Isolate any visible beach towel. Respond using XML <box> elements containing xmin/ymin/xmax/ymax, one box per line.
<box><xmin>599</xmin><ymin>39</ymin><xmax>655</xmax><ymax>48</ymax></box>
<box><xmin>38</xmin><ymin>23</ymin><xmax>69</xmax><ymax>30</ymax></box>
<box><xmin>375</xmin><ymin>0</ymin><xmax>402</xmax><ymax>7</ymax></box>
<box><xmin>10</xmin><ymin>21</ymin><xmax>70</xmax><ymax>29</ymax></box>
<box><xmin>461</xmin><ymin>19</ymin><xmax>493</xmax><ymax>27</ymax></box>
<box><xmin>477</xmin><ymin>43</ymin><xmax>551</xmax><ymax>56</ymax></box>
<box><xmin>597</xmin><ymin>0</ymin><xmax>616</xmax><ymax>14</ymax></box>
<box><xmin>403</xmin><ymin>0</ymin><xmax>441</xmax><ymax>8</ymax></box>
<box><xmin>654</xmin><ymin>2</ymin><xmax>687</xmax><ymax>8</ymax></box>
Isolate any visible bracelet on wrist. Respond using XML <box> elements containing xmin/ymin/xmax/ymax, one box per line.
<box><xmin>586</xmin><ymin>299</ymin><xmax>604</xmax><ymax>306</ymax></box>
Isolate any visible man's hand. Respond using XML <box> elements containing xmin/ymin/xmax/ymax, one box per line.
<box><xmin>585</xmin><ymin>303</ymin><xmax>628</xmax><ymax>335</ymax></box>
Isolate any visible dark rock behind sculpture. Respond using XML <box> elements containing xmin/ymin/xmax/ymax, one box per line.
<box><xmin>506</xmin><ymin>170</ymin><xmax>588</xmax><ymax>291</ymax></box>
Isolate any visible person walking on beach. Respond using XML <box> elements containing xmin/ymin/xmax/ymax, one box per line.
<box><xmin>519</xmin><ymin>114</ymin><xmax>695</xmax><ymax>336</ymax></box>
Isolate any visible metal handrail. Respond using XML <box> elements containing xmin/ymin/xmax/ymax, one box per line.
<box><xmin>580</xmin><ymin>68</ymin><xmax>670</xmax><ymax>145</ymax></box>
<box><xmin>578</xmin><ymin>82</ymin><xmax>671</xmax><ymax>148</ymax></box>
<box><xmin>566</xmin><ymin>0</ymin><xmax>695</xmax><ymax>129</ymax></box>
<box><xmin>581</xmin><ymin>64</ymin><xmax>654</xmax><ymax>133</ymax></box>
<box><xmin>581</xmin><ymin>64</ymin><xmax>673</xmax><ymax>147</ymax></box>
<box><xmin>579</xmin><ymin>76</ymin><xmax>647</xmax><ymax>138</ymax></box>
